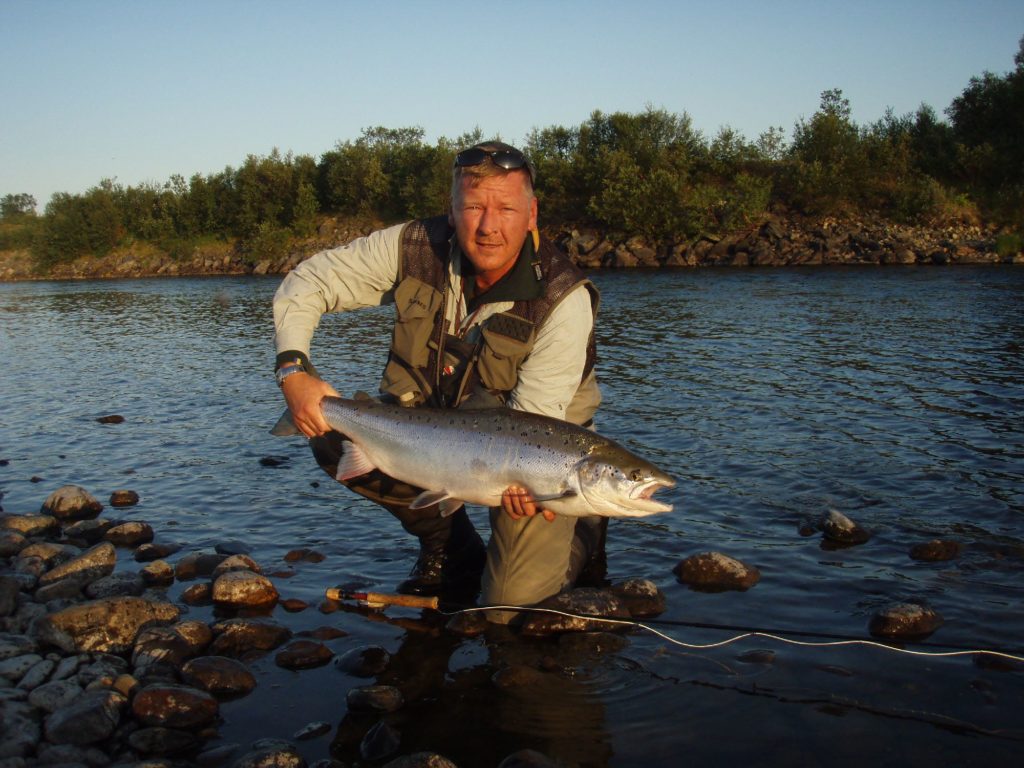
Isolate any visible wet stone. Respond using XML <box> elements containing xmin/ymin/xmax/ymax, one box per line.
<box><xmin>34</xmin><ymin>595</ymin><xmax>180</xmax><ymax>654</ymax></box>
<box><xmin>0</xmin><ymin>529</ymin><xmax>27</xmax><ymax>557</ymax></box>
<box><xmin>361</xmin><ymin>720</ymin><xmax>401</xmax><ymax>762</ymax></box>
<box><xmin>384</xmin><ymin>754</ymin><xmax>458</xmax><ymax>768</ymax></box>
<box><xmin>557</xmin><ymin>631</ymin><xmax>629</xmax><ymax>656</ymax></box>
<box><xmin>132</xmin><ymin>683</ymin><xmax>219</xmax><ymax>728</ymax></box>
<box><xmin>135</xmin><ymin>542</ymin><xmax>183</xmax><ymax>562</ymax></box>
<box><xmin>181</xmin><ymin>583</ymin><xmax>212</xmax><ymax>605</ymax></box>
<box><xmin>491</xmin><ymin>664</ymin><xmax>549</xmax><ymax>691</ymax></box>
<box><xmin>673</xmin><ymin>552</ymin><xmax>761</xmax><ymax>592</ymax></box>
<box><xmin>909</xmin><ymin>539</ymin><xmax>962</xmax><ymax>562</ymax></box>
<box><xmin>141</xmin><ymin>560</ymin><xmax>175</xmax><ymax>587</ymax></box>
<box><xmin>209</xmin><ymin>617</ymin><xmax>292</xmax><ymax>657</ymax></box>
<box><xmin>294</xmin><ymin>720</ymin><xmax>332</xmax><ymax>740</ymax></box>
<box><xmin>105</xmin><ymin>521</ymin><xmax>155</xmax><ymax>547</ymax></box>
<box><xmin>132</xmin><ymin>625</ymin><xmax>200</xmax><ymax>671</ymax></box>
<box><xmin>180</xmin><ymin>655</ymin><xmax>257</xmax><ymax>698</ymax></box>
<box><xmin>214</xmin><ymin>539</ymin><xmax>251</xmax><ymax>556</ymax></box>
<box><xmin>445</xmin><ymin>610</ymin><xmax>488</xmax><ymax>637</ymax></box>
<box><xmin>110</xmin><ymin>489</ymin><xmax>140</xmax><ymax>507</ymax></box>
<box><xmin>820</xmin><ymin>509</ymin><xmax>870</xmax><ymax>546</ymax></box>
<box><xmin>96</xmin><ymin>414</ymin><xmax>125</xmax><ymax>424</ymax></box>
<box><xmin>174</xmin><ymin>552</ymin><xmax>228</xmax><ymax>581</ymax></box>
<box><xmin>2</xmin><ymin>514</ymin><xmax>60</xmax><ymax>537</ymax></box>
<box><xmin>18</xmin><ymin>541</ymin><xmax>79</xmax><ymax>567</ymax></box>
<box><xmin>233</xmin><ymin>743</ymin><xmax>306</xmax><ymax>768</ymax></box>
<box><xmin>128</xmin><ymin>726</ymin><xmax>201</xmax><ymax>755</ymax></box>
<box><xmin>280</xmin><ymin>598</ymin><xmax>308</xmax><ymax>613</ymax></box>
<box><xmin>63</xmin><ymin>517</ymin><xmax>115</xmax><ymax>545</ymax></box>
<box><xmin>520</xmin><ymin>588</ymin><xmax>632</xmax><ymax>636</ymax></box>
<box><xmin>212</xmin><ymin>570</ymin><xmax>279</xmax><ymax>610</ymax></box>
<box><xmin>28</xmin><ymin>678</ymin><xmax>84</xmax><ymax>713</ymax></box>
<box><xmin>300</xmin><ymin>626</ymin><xmax>349</xmax><ymax>642</ymax></box>
<box><xmin>736</xmin><ymin>649</ymin><xmax>777</xmax><ymax>665</ymax></box>
<box><xmin>498</xmin><ymin>750</ymin><xmax>561</xmax><ymax>768</ymax></box>
<box><xmin>346</xmin><ymin>684</ymin><xmax>404</xmax><ymax>713</ymax></box>
<box><xmin>335</xmin><ymin>645</ymin><xmax>391</xmax><ymax>677</ymax></box>
<box><xmin>44</xmin><ymin>688</ymin><xmax>127</xmax><ymax>745</ymax></box>
<box><xmin>868</xmin><ymin>602</ymin><xmax>944</xmax><ymax>640</ymax></box>
<box><xmin>275</xmin><ymin>639</ymin><xmax>334</xmax><ymax>669</ymax></box>
<box><xmin>40</xmin><ymin>485</ymin><xmax>103</xmax><ymax>521</ymax></box>
<box><xmin>38</xmin><ymin>541</ymin><xmax>116</xmax><ymax>588</ymax></box>
<box><xmin>85</xmin><ymin>571</ymin><xmax>146</xmax><ymax>599</ymax></box>
<box><xmin>284</xmin><ymin>548</ymin><xmax>326</xmax><ymax>563</ymax></box>
<box><xmin>609</xmin><ymin>578</ymin><xmax>666</xmax><ymax>618</ymax></box>
<box><xmin>0</xmin><ymin>575</ymin><xmax>21</xmax><ymax>616</ymax></box>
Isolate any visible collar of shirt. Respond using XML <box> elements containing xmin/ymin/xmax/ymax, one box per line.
<box><xmin>449</xmin><ymin>234</ymin><xmax>545</xmax><ymax>314</ymax></box>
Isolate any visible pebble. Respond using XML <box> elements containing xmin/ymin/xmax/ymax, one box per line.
<box><xmin>673</xmin><ymin>551</ymin><xmax>761</xmax><ymax>591</ymax></box>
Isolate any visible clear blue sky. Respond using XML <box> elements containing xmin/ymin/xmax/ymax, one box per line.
<box><xmin>2</xmin><ymin>0</ymin><xmax>1022</xmax><ymax>210</ymax></box>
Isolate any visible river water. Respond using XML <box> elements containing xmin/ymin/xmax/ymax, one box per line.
<box><xmin>1</xmin><ymin>267</ymin><xmax>1022</xmax><ymax>766</ymax></box>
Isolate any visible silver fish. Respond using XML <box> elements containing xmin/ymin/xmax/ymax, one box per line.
<box><xmin>317</xmin><ymin>396</ymin><xmax>676</xmax><ymax>518</ymax></box>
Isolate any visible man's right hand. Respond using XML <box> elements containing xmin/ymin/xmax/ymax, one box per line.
<box><xmin>280</xmin><ymin>373</ymin><xmax>340</xmax><ymax>438</ymax></box>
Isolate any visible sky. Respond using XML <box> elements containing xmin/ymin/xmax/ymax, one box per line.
<box><xmin>2</xmin><ymin>0</ymin><xmax>1022</xmax><ymax>211</ymax></box>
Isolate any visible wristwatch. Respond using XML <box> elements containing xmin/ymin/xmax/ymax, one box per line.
<box><xmin>275</xmin><ymin>363</ymin><xmax>306</xmax><ymax>387</ymax></box>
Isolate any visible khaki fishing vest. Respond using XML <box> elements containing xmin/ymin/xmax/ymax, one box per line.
<box><xmin>379</xmin><ymin>216</ymin><xmax>600</xmax><ymax>425</ymax></box>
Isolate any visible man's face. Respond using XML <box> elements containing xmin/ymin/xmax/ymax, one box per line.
<box><xmin>449</xmin><ymin>171</ymin><xmax>538</xmax><ymax>290</ymax></box>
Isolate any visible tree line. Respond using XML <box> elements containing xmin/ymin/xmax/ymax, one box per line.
<box><xmin>2</xmin><ymin>36</ymin><xmax>1021</xmax><ymax>269</ymax></box>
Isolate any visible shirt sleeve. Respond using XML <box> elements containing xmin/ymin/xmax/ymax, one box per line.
<box><xmin>506</xmin><ymin>284</ymin><xmax>593</xmax><ymax>419</ymax></box>
<box><xmin>272</xmin><ymin>223</ymin><xmax>405</xmax><ymax>357</ymax></box>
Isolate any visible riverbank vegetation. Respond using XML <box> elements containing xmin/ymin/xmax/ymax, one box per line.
<box><xmin>2</xmin><ymin>37</ymin><xmax>1021</xmax><ymax>274</ymax></box>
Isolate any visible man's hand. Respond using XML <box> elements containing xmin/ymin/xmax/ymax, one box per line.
<box><xmin>280</xmin><ymin>373</ymin><xmax>340</xmax><ymax>438</ymax></box>
<box><xmin>501</xmin><ymin>486</ymin><xmax>555</xmax><ymax>523</ymax></box>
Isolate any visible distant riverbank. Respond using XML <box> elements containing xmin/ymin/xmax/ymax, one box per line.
<box><xmin>0</xmin><ymin>213</ymin><xmax>1018</xmax><ymax>282</ymax></box>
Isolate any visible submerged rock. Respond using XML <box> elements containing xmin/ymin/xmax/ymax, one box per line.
<box><xmin>361</xmin><ymin>720</ymin><xmax>401</xmax><ymax>762</ymax></box>
<box><xmin>868</xmin><ymin>602</ymin><xmax>944</xmax><ymax>640</ymax></box>
<box><xmin>347</xmin><ymin>684</ymin><xmax>404</xmax><ymax>713</ymax></box>
<box><xmin>384</xmin><ymin>752</ymin><xmax>458</xmax><ymax>767</ymax></box>
<box><xmin>609</xmin><ymin>578</ymin><xmax>666</xmax><ymax>618</ymax></box>
<box><xmin>820</xmin><ymin>509</ymin><xmax>870</xmax><ymax>546</ymax></box>
<box><xmin>182</xmin><ymin>655</ymin><xmax>257</xmax><ymax>697</ymax></box>
<box><xmin>209</xmin><ymin>617</ymin><xmax>291</xmax><ymax>657</ymax></box>
<box><xmin>909</xmin><ymin>539</ymin><xmax>962</xmax><ymax>562</ymax></box>
<box><xmin>335</xmin><ymin>645</ymin><xmax>391</xmax><ymax>677</ymax></box>
<box><xmin>519</xmin><ymin>588</ymin><xmax>631</xmax><ymax>636</ymax></box>
<box><xmin>275</xmin><ymin>639</ymin><xmax>334</xmax><ymax>669</ymax></box>
<box><xmin>110</xmin><ymin>489</ymin><xmax>140</xmax><ymax>507</ymax></box>
<box><xmin>673</xmin><ymin>552</ymin><xmax>761</xmax><ymax>591</ymax></box>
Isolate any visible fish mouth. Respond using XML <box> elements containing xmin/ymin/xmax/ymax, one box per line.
<box><xmin>629</xmin><ymin>478</ymin><xmax>675</xmax><ymax>513</ymax></box>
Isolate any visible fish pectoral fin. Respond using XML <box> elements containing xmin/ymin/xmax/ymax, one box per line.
<box><xmin>269</xmin><ymin>409</ymin><xmax>302</xmax><ymax>437</ymax></box>
<box><xmin>530</xmin><ymin>489</ymin><xmax>578</xmax><ymax>503</ymax></box>
<box><xmin>335</xmin><ymin>441</ymin><xmax>378</xmax><ymax>482</ymax></box>
<box><xmin>409</xmin><ymin>490</ymin><xmax>462</xmax><ymax>514</ymax></box>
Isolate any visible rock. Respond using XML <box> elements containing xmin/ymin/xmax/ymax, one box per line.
<box><xmin>85</xmin><ymin>571</ymin><xmax>146</xmax><ymax>599</ymax></box>
<box><xmin>63</xmin><ymin>517</ymin><xmax>115</xmax><ymax>545</ymax></box>
<box><xmin>132</xmin><ymin>683</ymin><xmax>219</xmax><ymax>728</ymax></box>
<box><xmin>196</xmin><ymin>742</ymin><xmax>243</xmax><ymax>766</ymax></box>
<box><xmin>141</xmin><ymin>560</ymin><xmax>175</xmax><ymax>587</ymax></box>
<box><xmin>16</xmin><ymin>656</ymin><xmax>55</xmax><ymax>689</ymax></box>
<box><xmin>0</xmin><ymin>575</ymin><xmax>20</xmax><ymax>617</ymax></box>
<box><xmin>38</xmin><ymin>541</ymin><xmax>116</xmax><ymax>588</ymax></box>
<box><xmin>0</xmin><ymin>698</ymin><xmax>40</xmax><ymax>758</ymax></box>
<box><xmin>128</xmin><ymin>726</ymin><xmax>201</xmax><ymax>755</ymax></box>
<box><xmin>109</xmin><ymin>489</ymin><xmax>140</xmax><ymax>507</ymax></box>
<box><xmin>211</xmin><ymin>570</ymin><xmax>279</xmax><ymax>610</ymax></box>
<box><xmin>214</xmin><ymin>539</ymin><xmax>252</xmax><ymax>556</ymax></box>
<box><xmin>346</xmin><ymin>684</ymin><xmax>404</xmax><ymax>713</ymax></box>
<box><xmin>609</xmin><ymin>578</ymin><xmax>666</xmax><ymax>618</ymax></box>
<box><xmin>519</xmin><ymin>588</ymin><xmax>631</xmax><ymax>636</ymax></box>
<box><xmin>736</xmin><ymin>649</ymin><xmax>776</xmax><ymax>665</ymax></box>
<box><xmin>34</xmin><ymin>596</ymin><xmax>180</xmax><ymax>654</ymax></box>
<box><xmin>673</xmin><ymin>552</ymin><xmax>761</xmax><ymax>591</ymax></box>
<box><xmin>497</xmin><ymin>750</ymin><xmax>561</xmax><ymax>767</ymax></box>
<box><xmin>135</xmin><ymin>542</ymin><xmax>183</xmax><ymax>562</ymax></box>
<box><xmin>909</xmin><ymin>540</ymin><xmax>961</xmax><ymax>562</ymax></box>
<box><xmin>283</xmin><ymin>548</ymin><xmax>325</xmax><ymax>563</ymax></box>
<box><xmin>27</xmin><ymin>679</ymin><xmax>84</xmax><ymax>713</ymax></box>
<box><xmin>445</xmin><ymin>610</ymin><xmax>488</xmax><ymax>637</ymax></box>
<box><xmin>209</xmin><ymin>618</ymin><xmax>291</xmax><ymax>657</ymax></box>
<box><xmin>18</xmin><ymin>541</ymin><xmax>79</xmax><ymax>567</ymax></box>
<box><xmin>361</xmin><ymin>720</ymin><xmax>401</xmax><ymax>762</ymax></box>
<box><xmin>557</xmin><ymin>631</ymin><xmax>629</xmax><ymax>656</ymax></box>
<box><xmin>384</xmin><ymin>754</ymin><xmax>458</xmax><ymax>768</ymax></box>
<box><xmin>1</xmin><ymin>514</ymin><xmax>60</xmax><ymax>538</ymax></box>
<box><xmin>181</xmin><ymin>582</ymin><xmax>213</xmax><ymax>605</ymax></box>
<box><xmin>44</xmin><ymin>689</ymin><xmax>127</xmax><ymax>745</ymax></box>
<box><xmin>491</xmin><ymin>665</ymin><xmax>549</xmax><ymax>691</ymax></box>
<box><xmin>174</xmin><ymin>552</ymin><xmax>228</xmax><ymax>581</ymax></box>
<box><xmin>0</xmin><ymin>529</ymin><xmax>27</xmax><ymax>557</ymax></box>
<box><xmin>211</xmin><ymin>553</ymin><xmax>262</xmax><ymax>578</ymax></box>
<box><xmin>233</xmin><ymin>743</ymin><xmax>307</xmax><ymax>768</ymax></box>
<box><xmin>105</xmin><ymin>521</ymin><xmax>155</xmax><ymax>547</ymax></box>
<box><xmin>181</xmin><ymin>656</ymin><xmax>257</xmax><ymax>697</ymax></box>
<box><xmin>280</xmin><ymin>598</ymin><xmax>308</xmax><ymax>613</ymax></box>
<box><xmin>275</xmin><ymin>640</ymin><xmax>334</xmax><ymax>669</ymax></box>
<box><xmin>335</xmin><ymin>645</ymin><xmax>390</xmax><ymax>677</ymax></box>
<box><xmin>293</xmin><ymin>721</ymin><xmax>331</xmax><ymax>740</ymax></box>
<box><xmin>0</xmin><ymin>653</ymin><xmax>43</xmax><ymax>682</ymax></box>
<box><xmin>133</xmin><ymin>624</ymin><xmax>203</xmax><ymax>671</ymax></box>
<box><xmin>820</xmin><ymin>509</ymin><xmax>870</xmax><ymax>545</ymax></box>
<box><xmin>868</xmin><ymin>602</ymin><xmax>944</xmax><ymax>640</ymax></box>
<box><xmin>0</xmin><ymin>635</ymin><xmax>37</xmax><ymax>661</ymax></box>
<box><xmin>96</xmin><ymin>414</ymin><xmax>125</xmax><ymax>424</ymax></box>
<box><xmin>40</xmin><ymin>485</ymin><xmax>103</xmax><ymax>521</ymax></box>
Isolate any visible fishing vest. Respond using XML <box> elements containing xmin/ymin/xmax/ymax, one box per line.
<box><xmin>379</xmin><ymin>215</ymin><xmax>600</xmax><ymax>426</ymax></box>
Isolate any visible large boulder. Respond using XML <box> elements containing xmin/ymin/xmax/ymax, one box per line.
<box><xmin>34</xmin><ymin>596</ymin><xmax>180</xmax><ymax>654</ymax></box>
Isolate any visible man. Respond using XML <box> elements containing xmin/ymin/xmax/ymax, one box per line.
<box><xmin>272</xmin><ymin>141</ymin><xmax>603</xmax><ymax>620</ymax></box>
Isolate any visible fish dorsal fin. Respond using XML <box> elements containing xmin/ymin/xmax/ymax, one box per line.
<box><xmin>409</xmin><ymin>490</ymin><xmax>463</xmax><ymax>517</ymax></box>
<box><xmin>335</xmin><ymin>440</ymin><xmax>378</xmax><ymax>482</ymax></box>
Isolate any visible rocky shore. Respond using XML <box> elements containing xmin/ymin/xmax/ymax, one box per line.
<box><xmin>1</xmin><ymin>476</ymin><xmax>967</xmax><ymax>767</ymax></box>
<box><xmin>0</xmin><ymin>214</ymin><xmax>1018</xmax><ymax>282</ymax></box>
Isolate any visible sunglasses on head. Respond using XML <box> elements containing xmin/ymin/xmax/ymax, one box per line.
<box><xmin>454</xmin><ymin>147</ymin><xmax>535</xmax><ymax>184</ymax></box>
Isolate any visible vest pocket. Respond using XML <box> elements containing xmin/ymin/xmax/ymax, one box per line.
<box><xmin>391</xmin><ymin>278</ymin><xmax>442</xmax><ymax>370</ymax></box>
<box><xmin>477</xmin><ymin>324</ymin><xmax>531</xmax><ymax>393</ymax></box>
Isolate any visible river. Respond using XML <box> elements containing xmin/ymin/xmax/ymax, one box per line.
<box><xmin>1</xmin><ymin>267</ymin><xmax>1022</xmax><ymax>766</ymax></box>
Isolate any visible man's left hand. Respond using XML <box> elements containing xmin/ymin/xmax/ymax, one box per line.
<box><xmin>501</xmin><ymin>486</ymin><xmax>555</xmax><ymax>522</ymax></box>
